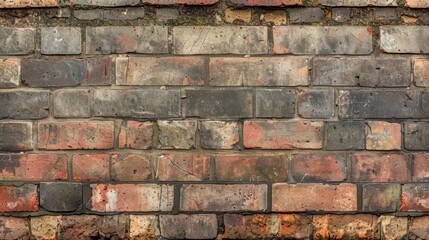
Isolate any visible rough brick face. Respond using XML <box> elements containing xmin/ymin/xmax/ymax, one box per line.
<box><xmin>199</xmin><ymin>121</ymin><xmax>239</xmax><ymax>149</ymax></box>
<box><xmin>111</xmin><ymin>153</ymin><xmax>152</xmax><ymax>181</ymax></box>
<box><xmin>0</xmin><ymin>27</ymin><xmax>35</xmax><ymax>55</ymax></box>
<box><xmin>366</xmin><ymin>121</ymin><xmax>401</xmax><ymax>150</ymax></box>
<box><xmin>400</xmin><ymin>184</ymin><xmax>429</xmax><ymax>211</ymax></box>
<box><xmin>157</xmin><ymin>120</ymin><xmax>197</xmax><ymax>149</ymax></box>
<box><xmin>156</xmin><ymin>153</ymin><xmax>210</xmax><ymax>181</ymax></box>
<box><xmin>0</xmin><ymin>217</ymin><xmax>30</xmax><ymax>239</ymax></box>
<box><xmin>409</xmin><ymin>216</ymin><xmax>429</xmax><ymax>239</ymax></box>
<box><xmin>118</xmin><ymin>121</ymin><xmax>153</xmax><ymax>149</ymax></box>
<box><xmin>351</xmin><ymin>153</ymin><xmax>408</xmax><ymax>182</ymax></box>
<box><xmin>362</xmin><ymin>183</ymin><xmax>401</xmax><ymax>212</ymax></box>
<box><xmin>0</xmin><ymin>91</ymin><xmax>49</xmax><ymax>119</ymax></box>
<box><xmin>381</xmin><ymin>26</ymin><xmax>429</xmax><ymax>53</ymax></box>
<box><xmin>159</xmin><ymin>215</ymin><xmax>218</xmax><ymax>239</ymax></box>
<box><xmin>405</xmin><ymin>122</ymin><xmax>429</xmax><ymax>150</ymax></box>
<box><xmin>0</xmin><ymin>58</ymin><xmax>20</xmax><ymax>88</ymax></box>
<box><xmin>325</xmin><ymin>121</ymin><xmax>365</xmax><ymax>150</ymax></box>
<box><xmin>312</xmin><ymin>215</ymin><xmax>378</xmax><ymax>239</ymax></box>
<box><xmin>414</xmin><ymin>59</ymin><xmax>429</xmax><ymax>87</ymax></box>
<box><xmin>290</xmin><ymin>153</ymin><xmax>347</xmax><ymax>182</ymax></box>
<box><xmin>256</xmin><ymin>89</ymin><xmax>296</xmax><ymax>118</ymax></box>
<box><xmin>0</xmin><ymin>185</ymin><xmax>38</xmax><ymax>212</ymax></box>
<box><xmin>230</xmin><ymin>0</ymin><xmax>302</xmax><ymax>6</ymax></box>
<box><xmin>412</xmin><ymin>153</ymin><xmax>429</xmax><ymax>182</ymax></box>
<box><xmin>298</xmin><ymin>89</ymin><xmax>335</xmax><ymax>119</ymax></box>
<box><xmin>0</xmin><ymin>122</ymin><xmax>33</xmax><ymax>151</ymax></box>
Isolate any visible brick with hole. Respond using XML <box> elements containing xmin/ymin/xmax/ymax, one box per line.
<box><xmin>72</xmin><ymin>154</ymin><xmax>110</xmax><ymax>182</ymax></box>
<box><xmin>0</xmin><ymin>122</ymin><xmax>33</xmax><ymax>151</ymax></box>
<box><xmin>199</xmin><ymin>121</ymin><xmax>239</xmax><ymax>149</ymax></box>
<box><xmin>298</xmin><ymin>89</ymin><xmax>335</xmax><ymax>119</ymax></box>
<box><xmin>111</xmin><ymin>153</ymin><xmax>152</xmax><ymax>181</ymax></box>
<box><xmin>156</xmin><ymin>153</ymin><xmax>210</xmax><ymax>181</ymax></box>
<box><xmin>325</xmin><ymin>121</ymin><xmax>365</xmax><ymax>150</ymax></box>
<box><xmin>118</xmin><ymin>121</ymin><xmax>153</xmax><ymax>150</ymax></box>
<box><xmin>351</xmin><ymin>153</ymin><xmax>408</xmax><ymax>182</ymax></box>
<box><xmin>400</xmin><ymin>184</ymin><xmax>429</xmax><ymax>211</ymax></box>
<box><xmin>312</xmin><ymin>215</ymin><xmax>378</xmax><ymax>240</ymax></box>
<box><xmin>290</xmin><ymin>153</ymin><xmax>347</xmax><ymax>182</ymax></box>
<box><xmin>255</xmin><ymin>89</ymin><xmax>296</xmax><ymax>118</ymax></box>
<box><xmin>157</xmin><ymin>120</ymin><xmax>197</xmax><ymax>149</ymax></box>
<box><xmin>0</xmin><ymin>185</ymin><xmax>38</xmax><ymax>212</ymax></box>
<box><xmin>365</xmin><ymin>121</ymin><xmax>401</xmax><ymax>150</ymax></box>
<box><xmin>412</xmin><ymin>153</ymin><xmax>429</xmax><ymax>182</ymax></box>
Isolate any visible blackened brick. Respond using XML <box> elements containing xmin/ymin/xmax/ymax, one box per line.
<box><xmin>298</xmin><ymin>89</ymin><xmax>335</xmax><ymax>119</ymax></box>
<box><xmin>159</xmin><ymin>215</ymin><xmax>217</xmax><ymax>239</ymax></box>
<box><xmin>0</xmin><ymin>91</ymin><xmax>49</xmax><ymax>119</ymax></box>
<box><xmin>0</xmin><ymin>122</ymin><xmax>33</xmax><ymax>151</ymax></box>
<box><xmin>362</xmin><ymin>184</ymin><xmax>401</xmax><ymax>212</ymax></box>
<box><xmin>0</xmin><ymin>27</ymin><xmax>35</xmax><ymax>55</ymax></box>
<box><xmin>157</xmin><ymin>120</ymin><xmax>197</xmax><ymax>149</ymax></box>
<box><xmin>288</xmin><ymin>8</ymin><xmax>324</xmax><ymax>23</ymax></box>
<box><xmin>256</xmin><ymin>89</ymin><xmax>296</xmax><ymax>118</ymax></box>
<box><xmin>326</xmin><ymin>121</ymin><xmax>365</xmax><ymax>150</ymax></box>
<box><xmin>200</xmin><ymin>121</ymin><xmax>239</xmax><ymax>149</ymax></box>
<box><xmin>53</xmin><ymin>89</ymin><xmax>91</xmax><ymax>118</ymax></box>
<box><xmin>40</xmin><ymin>182</ymin><xmax>82</xmax><ymax>212</ymax></box>
<box><xmin>405</xmin><ymin>122</ymin><xmax>429</xmax><ymax>150</ymax></box>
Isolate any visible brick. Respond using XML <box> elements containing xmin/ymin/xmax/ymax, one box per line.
<box><xmin>0</xmin><ymin>184</ymin><xmax>38</xmax><ymax>212</ymax></box>
<box><xmin>116</xmin><ymin>57</ymin><xmax>204</xmax><ymax>86</ymax></box>
<box><xmin>38</xmin><ymin>121</ymin><xmax>114</xmax><ymax>150</ymax></box>
<box><xmin>41</xmin><ymin>27</ymin><xmax>81</xmax><ymax>55</ymax></box>
<box><xmin>181</xmin><ymin>184</ymin><xmax>267</xmax><ymax>211</ymax></box>
<box><xmin>30</xmin><ymin>216</ymin><xmax>61</xmax><ymax>240</ymax></box>
<box><xmin>74</xmin><ymin>8</ymin><xmax>145</xmax><ymax>20</ymax></box>
<box><xmin>362</xmin><ymin>184</ymin><xmax>401</xmax><ymax>212</ymax></box>
<box><xmin>0</xmin><ymin>154</ymin><xmax>67</xmax><ymax>181</ymax></box>
<box><xmin>291</xmin><ymin>153</ymin><xmax>347</xmax><ymax>182</ymax></box>
<box><xmin>86</xmin><ymin>26</ymin><xmax>168</xmax><ymax>54</ymax></box>
<box><xmin>225</xmin><ymin>9</ymin><xmax>252</xmax><ymax>23</ymax></box>
<box><xmin>94</xmin><ymin>89</ymin><xmax>180</xmax><ymax>118</ymax></box>
<box><xmin>381</xmin><ymin>26</ymin><xmax>429</xmax><ymax>53</ymax></box>
<box><xmin>272</xmin><ymin>183</ymin><xmax>357</xmax><ymax>212</ymax></box>
<box><xmin>0</xmin><ymin>91</ymin><xmax>49</xmax><ymax>119</ymax></box>
<box><xmin>312</xmin><ymin>215</ymin><xmax>378</xmax><ymax>239</ymax></box>
<box><xmin>99</xmin><ymin>215</ymin><xmax>128</xmax><ymax>239</ymax></box>
<box><xmin>273</xmin><ymin>26</ymin><xmax>372</xmax><ymax>54</ymax></box>
<box><xmin>375</xmin><ymin>8</ymin><xmax>398</xmax><ymax>20</ymax></box>
<box><xmin>143</xmin><ymin>0</ymin><xmax>219</xmax><ymax>4</ymax></box>
<box><xmin>184</xmin><ymin>89</ymin><xmax>252</xmax><ymax>118</ymax></box>
<box><xmin>405</xmin><ymin>122</ymin><xmax>429</xmax><ymax>150</ymax></box>
<box><xmin>414</xmin><ymin>59</ymin><xmax>429</xmax><ymax>87</ymax></box>
<box><xmin>262</xmin><ymin>10</ymin><xmax>287</xmax><ymax>25</ymax></box>
<box><xmin>0</xmin><ymin>217</ymin><xmax>29</xmax><ymax>240</ymax></box>
<box><xmin>156</xmin><ymin>153</ymin><xmax>210</xmax><ymax>181</ymax></box>
<box><xmin>159</xmin><ymin>215</ymin><xmax>217</xmax><ymax>239</ymax></box>
<box><xmin>256</xmin><ymin>89</ymin><xmax>296</xmax><ymax>118</ymax></box>
<box><xmin>111</xmin><ymin>153</ymin><xmax>152</xmax><ymax>181</ymax></box>
<box><xmin>72</xmin><ymin>154</ymin><xmax>110</xmax><ymax>182</ymax></box>
<box><xmin>40</xmin><ymin>182</ymin><xmax>82</xmax><ymax>212</ymax></box>
<box><xmin>221</xmin><ymin>214</ymin><xmax>310</xmax><ymax>239</ymax></box>
<box><xmin>413</xmin><ymin>153</ymin><xmax>429</xmax><ymax>182</ymax></box>
<box><xmin>156</xmin><ymin>8</ymin><xmax>179</xmax><ymax>21</ymax></box>
<box><xmin>332</xmin><ymin>8</ymin><xmax>351</xmax><ymax>22</ymax></box>
<box><xmin>351</xmin><ymin>153</ymin><xmax>408</xmax><ymax>182</ymax></box>
<box><xmin>53</xmin><ymin>89</ymin><xmax>91</xmax><ymax>118</ymax></box>
<box><xmin>90</xmin><ymin>184</ymin><xmax>174</xmax><ymax>212</ymax></box>
<box><xmin>288</xmin><ymin>8</ymin><xmax>324</xmax><ymax>23</ymax></box>
<box><xmin>199</xmin><ymin>121</ymin><xmax>239</xmax><ymax>149</ymax></box>
<box><xmin>313</xmin><ymin>57</ymin><xmax>411</xmax><ymax>87</ymax></box>
<box><xmin>406</xmin><ymin>0</ymin><xmax>429</xmax><ymax>8</ymax></box>
<box><xmin>0</xmin><ymin>122</ymin><xmax>33</xmax><ymax>151</ymax></box>
<box><xmin>366</xmin><ymin>121</ymin><xmax>401</xmax><ymax>150</ymax></box>
<box><xmin>400</xmin><ymin>184</ymin><xmax>429</xmax><ymax>211</ymax></box>
<box><xmin>157</xmin><ymin>120</ymin><xmax>197</xmax><ymax>149</ymax></box>
<box><xmin>326</xmin><ymin>121</ymin><xmax>365</xmax><ymax>150</ymax></box>
<box><xmin>173</xmin><ymin>26</ymin><xmax>268</xmax><ymax>54</ymax></box>
<box><xmin>318</xmin><ymin>0</ymin><xmax>398</xmax><ymax>6</ymax></box>
<box><xmin>0</xmin><ymin>58</ymin><xmax>20</xmax><ymax>88</ymax></box>
<box><xmin>129</xmin><ymin>215</ymin><xmax>159</xmax><ymax>239</ymax></box>
<box><xmin>71</xmin><ymin>0</ymin><xmax>139</xmax><ymax>6</ymax></box>
<box><xmin>59</xmin><ymin>215</ymin><xmax>101</xmax><ymax>239</ymax></box>
<box><xmin>215</xmin><ymin>154</ymin><xmax>288</xmax><ymax>182</ymax></box>
<box><xmin>118</xmin><ymin>121</ymin><xmax>153</xmax><ymax>149</ymax></box>
<box><xmin>298</xmin><ymin>89</ymin><xmax>334</xmax><ymax>119</ymax></box>
<box><xmin>229</xmin><ymin>0</ymin><xmax>302</xmax><ymax>6</ymax></box>
<box><xmin>379</xmin><ymin>216</ymin><xmax>408</xmax><ymax>240</ymax></box>
<box><xmin>85</xmin><ymin>58</ymin><xmax>112</xmax><ymax>85</ymax></box>
<box><xmin>209</xmin><ymin>57</ymin><xmax>308</xmax><ymax>86</ymax></box>
<box><xmin>0</xmin><ymin>0</ymin><xmax>57</xmax><ymax>7</ymax></box>
<box><xmin>0</xmin><ymin>27</ymin><xmax>35</xmax><ymax>55</ymax></box>
<box><xmin>409</xmin><ymin>216</ymin><xmax>429</xmax><ymax>239</ymax></box>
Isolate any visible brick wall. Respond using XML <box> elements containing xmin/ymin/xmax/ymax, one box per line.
<box><xmin>0</xmin><ymin>0</ymin><xmax>428</xmax><ymax>239</ymax></box>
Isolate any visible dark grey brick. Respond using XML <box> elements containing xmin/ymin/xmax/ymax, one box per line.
<box><xmin>0</xmin><ymin>91</ymin><xmax>49</xmax><ymax>119</ymax></box>
<box><xmin>326</xmin><ymin>121</ymin><xmax>365</xmax><ymax>150</ymax></box>
<box><xmin>0</xmin><ymin>122</ymin><xmax>33</xmax><ymax>151</ymax></box>
<box><xmin>256</xmin><ymin>89</ymin><xmax>295</xmax><ymax>118</ymax></box>
<box><xmin>74</xmin><ymin>8</ymin><xmax>145</xmax><ymax>20</ymax></box>
<box><xmin>298</xmin><ymin>89</ymin><xmax>334</xmax><ymax>119</ymax></box>
<box><xmin>288</xmin><ymin>8</ymin><xmax>324</xmax><ymax>23</ymax></box>
<box><xmin>0</xmin><ymin>27</ymin><xmax>35</xmax><ymax>55</ymax></box>
<box><xmin>54</xmin><ymin>89</ymin><xmax>91</xmax><ymax>118</ymax></box>
<box><xmin>405</xmin><ymin>122</ymin><xmax>429</xmax><ymax>150</ymax></box>
<box><xmin>40</xmin><ymin>182</ymin><xmax>83</xmax><ymax>212</ymax></box>
<box><xmin>41</xmin><ymin>27</ymin><xmax>81</xmax><ymax>55</ymax></box>
<box><xmin>70</xmin><ymin>0</ymin><xmax>139</xmax><ymax>6</ymax></box>
<box><xmin>375</xmin><ymin>8</ymin><xmax>398</xmax><ymax>21</ymax></box>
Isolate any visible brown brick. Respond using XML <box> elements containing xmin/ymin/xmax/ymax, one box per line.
<box><xmin>366</xmin><ymin>121</ymin><xmax>401</xmax><ymax>150</ymax></box>
<box><xmin>243</xmin><ymin>120</ymin><xmax>324</xmax><ymax>149</ymax></box>
<box><xmin>409</xmin><ymin>216</ymin><xmax>429</xmax><ymax>240</ymax></box>
<box><xmin>72</xmin><ymin>154</ymin><xmax>110</xmax><ymax>182</ymax></box>
<box><xmin>180</xmin><ymin>184</ymin><xmax>267</xmax><ymax>211</ymax></box>
<box><xmin>362</xmin><ymin>184</ymin><xmax>401</xmax><ymax>212</ymax></box>
<box><xmin>0</xmin><ymin>122</ymin><xmax>33</xmax><ymax>151</ymax></box>
<box><xmin>38</xmin><ymin>121</ymin><xmax>114</xmax><ymax>150</ymax></box>
<box><xmin>230</xmin><ymin>0</ymin><xmax>302</xmax><ymax>6</ymax></box>
<box><xmin>313</xmin><ymin>215</ymin><xmax>378</xmax><ymax>239</ymax></box>
<box><xmin>413</xmin><ymin>153</ymin><xmax>429</xmax><ymax>182</ymax></box>
<box><xmin>400</xmin><ymin>184</ymin><xmax>429</xmax><ymax>211</ymax></box>
<box><xmin>406</xmin><ymin>0</ymin><xmax>429</xmax><ymax>7</ymax></box>
<box><xmin>111</xmin><ymin>153</ymin><xmax>152</xmax><ymax>181</ymax></box>
<box><xmin>129</xmin><ymin>215</ymin><xmax>159</xmax><ymax>240</ymax></box>
<box><xmin>118</xmin><ymin>121</ymin><xmax>153</xmax><ymax>150</ymax></box>
<box><xmin>351</xmin><ymin>153</ymin><xmax>408</xmax><ymax>182</ymax></box>
<box><xmin>157</xmin><ymin>120</ymin><xmax>197</xmax><ymax>149</ymax></box>
<box><xmin>99</xmin><ymin>215</ymin><xmax>128</xmax><ymax>239</ymax></box>
<box><xmin>291</xmin><ymin>153</ymin><xmax>347</xmax><ymax>182</ymax></box>
<box><xmin>59</xmin><ymin>215</ymin><xmax>101</xmax><ymax>239</ymax></box>
<box><xmin>272</xmin><ymin>183</ymin><xmax>357</xmax><ymax>212</ymax></box>
<box><xmin>0</xmin><ymin>58</ymin><xmax>20</xmax><ymax>88</ymax></box>
<box><xmin>143</xmin><ymin>0</ymin><xmax>219</xmax><ymax>4</ymax></box>
<box><xmin>379</xmin><ymin>216</ymin><xmax>408</xmax><ymax>240</ymax></box>
<box><xmin>262</xmin><ymin>10</ymin><xmax>287</xmax><ymax>25</ymax></box>
<box><xmin>225</xmin><ymin>9</ymin><xmax>252</xmax><ymax>23</ymax></box>
<box><xmin>199</xmin><ymin>121</ymin><xmax>239</xmax><ymax>149</ymax></box>
<box><xmin>297</xmin><ymin>89</ymin><xmax>335</xmax><ymax>119</ymax></box>
<box><xmin>0</xmin><ymin>184</ymin><xmax>38</xmax><ymax>212</ymax></box>
<box><xmin>414</xmin><ymin>59</ymin><xmax>429</xmax><ymax>87</ymax></box>
<box><xmin>0</xmin><ymin>154</ymin><xmax>67</xmax><ymax>181</ymax></box>
<box><xmin>30</xmin><ymin>216</ymin><xmax>61</xmax><ymax>240</ymax></box>
<box><xmin>215</xmin><ymin>154</ymin><xmax>288</xmax><ymax>182</ymax></box>
<box><xmin>0</xmin><ymin>0</ymin><xmax>57</xmax><ymax>7</ymax></box>
<box><xmin>156</xmin><ymin>153</ymin><xmax>210</xmax><ymax>181</ymax></box>
<box><xmin>0</xmin><ymin>217</ymin><xmax>30</xmax><ymax>240</ymax></box>
<box><xmin>159</xmin><ymin>214</ymin><xmax>218</xmax><ymax>239</ymax></box>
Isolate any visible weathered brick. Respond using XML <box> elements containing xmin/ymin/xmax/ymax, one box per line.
<box><xmin>326</xmin><ymin>121</ymin><xmax>365</xmax><ymax>150</ymax></box>
<box><xmin>41</xmin><ymin>27</ymin><xmax>81</xmax><ymax>55</ymax></box>
<box><xmin>375</xmin><ymin>8</ymin><xmax>398</xmax><ymax>20</ymax></box>
<box><xmin>0</xmin><ymin>184</ymin><xmax>38</xmax><ymax>212</ymax></box>
<box><xmin>173</xmin><ymin>26</ymin><xmax>268</xmax><ymax>54</ymax></box>
<box><xmin>71</xmin><ymin>0</ymin><xmax>139</xmax><ymax>6</ymax></box>
<box><xmin>156</xmin><ymin>153</ymin><xmax>210</xmax><ymax>181</ymax></box>
<box><xmin>86</xmin><ymin>26</ymin><xmax>168</xmax><ymax>54</ymax></box>
<box><xmin>273</xmin><ymin>26</ymin><xmax>373</xmax><ymax>54</ymax></box>
<box><xmin>116</xmin><ymin>57</ymin><xmax>205</xmax><ymax>86</ymax></box>
<box><xmin>157</xmin><ymin>120</ymin><xmax>197</xmax><ymax>149</ymax></box>
<box><xmin>53</xmin><ymin>89</ymin><xmax>91</xmax><ymax>118</ymax></box>
<box><xmin>156</xmin><ymin>8</ymin><xmax>179</xmax><ymax>21</ymax></box>
<box><xmin>312</xmin><ymin>215</ymin><xmax>378</xmax><ymax>239</ymax></box>
<box><xmin>413</xmin><ymin>153</ymin><xmax>429</xmax><ymax>182</ymax></box>
<box><xmin>209</xmin><ymin>57</ymin><xmax>308</xmax><ymax>86</ymax></box>
<box><xmin>400</xmin><ymin>184</ymin><xmax>429</xmax><ymax>211</ymax></box>
<box><xmin>59</xmin><ymin>215</ymin><xmax>101</xmax><ymax>239</ymax></box>
<box><xmin>199</xmin><ymin>121</ymin><xmax>239</xmax><ymax>149</ymax></box>
<box><xmin>0</xmin><ymin>91</ymin><xmax>49</xmax><ymax>119</ymax></box>
<box><xmin>30</xmin><ymin>216</ymin><xmax>61</xmax><ymax>240</ymax></box>
<box><xmin>181</xmin><ymin>184</ymin><xmax>267</xmax><ymax>211</ymax></box>
<box><xmin>159</xmin><ymin>215</ymin><xmax>217</xmax><ymax>239</ymax></box>
<box><xmin>406</xmin><ymin>0</ymin><xmax>429</xmax><ymax>8</ymax></box>
<box><xmin>381</xmin><ymin>26</ymin><xmax>429</xmax><ymax>53</ymax></box>
<box><xmin>91</xmin><ymin>184</ymin><xmax>174</xmax><ymax>212</ymax></box>
<box><xmin>0</xmin><ymin>217</ymin><xmax>29</xmax><ymax>240</ymax></box>
<box><xmin>221</xmin><ymin>214</ymin><xmax>310</xmax><ymax>239</ymax></box>
<box><xmin>72</xmin><ymin>154</ymin><xmax>110</xmax><ymax>181</ymax></box>
<box><xmin>0</xmin><ymin>122</ymin><xmax>33</xmax><ymax>151</ymax></box>
<box><xmin>362</xmin><ymin>184</ymin><xmax>401</xmax><ymax>212</ymax></box>
<box><xmin>215</xmin><ymin>154</ymin><xmax>288</xmax><ymax>182</ymax></box>
<box><xmin>319</xmin><ymin>0</ymin><xmax>398</xmax><ymax>6</ymax></box>
<box><xmin>244</xmin><ymin>120</ymin><xmax>324</xmax><ymax>149</ymax></box>
<box><xmin>405</xmin><ymin>122</ymin><xmax>429</xmax><ymax>150</ymax></box>
<box><xmin>143</xmin><ymin>0</ymin><xmax>219</xmax><ymax>4</ymax></box>
<box><xmin>40</xmin><ymin>182</ymin><xmax>82</xmax><ymax>212</ymax></box>
<box><xmin>0</xmin><ymin>27</ymin><xmax>35</xmax><ymax>55</ymax></box>
<box><xmin>256</xmin><ymin>89</ymin><xmax>296</xmax><ymax>118</ymax></box>
<box><xmin>230</xmin><ymin>0</ymin><xmax>302</xmax><ymax>6</ymax></box>
<box><xmin>379</xmin><ymin>216</ymin><xmax>408</xmax><ymax>240</ymax></box>
<box><xmin>118</xmin><ymin>121</ymin><xmax>153</xmax><ymax>149</ymax></box>
<box><xmin>0</xmin><ymin>58</ymin><xmax>20</xmax><ymax>88</ymax></box>
<box><xmin>288</xmin><ymin>8</ymin><xmax>324</xmax><ymax>23</ymax></box>
<box><xmin>225</xmin><ymin>9</ymin><xmax>252</xmax><ymax>23</ymax></box>
<box><xmin>409</xmin><ymin>216</ymin><xmax>429</xmax><ymax>239</ymax></box>
<box><xmin>414</xmin><ymin>59</ymin><xmax>429</xmax><ymax>87</ymax></box>
<box><xmin>366</xmin><ymin>121</ymin><xmax>401</xmax><ymax>150</ymax></box>
<box><xmin>272</xmin><ymin>183</ymin><xmax>357</xmax><ymax>212</ymax></box>
<box><xmin>0</xmin><ymin>0</ymin><xmax>57</xmax><ymax>7</ymax></box>
<box><xmin>298</xmin><ymin>89</ymin><xmax>335</xmax><ymax>119</ymax></box>
<box><xmin>94</xmin><ymin>89</ymin><xmax>180</xmax><ymax>118</ymax></box>
<box><xmin>184</xmin><ymin>89</ymin><xmax>252</xmax><ymax>118</ymax></box>
<box><xmin>351</xmin><ymin>153</ymin><xmax>408</xmax><ymax>182</ymax></box>
<box><xmin>85</xmin><ymin>57</ymin><xmax>112</xmax><ymax>85</ymax></box>
<box><xmin>262</xmin><ymin>10</ymin><xmax>287</xmax><ymax>25</ymax></box>
<box><xmin>332</xmin><ymin>8</ymin><xmax>351</xmax><ymax>22</ymax></box>
<box><xmin>313</xmin><ymin>57</ymin><xmax>411</xmax><ymax>87</ymax></box>
<box><xmin>0</xmin><ymin>154</ymin><xmax>67</xmax><ymax>181</ymax></box>
<box><xmin>74</xmin><ymin>8</ymin><xmax>145</xmax><ymax>20</ymax></box>
<box><xmin>111</xmin><ymin>153</ymin><xmax>152</xmax><ymax>181</ymax></box>
<box><xmin>99</xmin><ymin>215</ymin><xmax>128</xmax><ymax>239</ymax></box>
<box><xmin>129</xmin><ymin>215</ymin><xmax>159</xmax><ymax>240</ymax></box>
<box><xmin>291</xmin><ymin>153</ymin><xmax>347</xmax><ymax>182</ymax></box>
<box><xmin>38</xmin><ymin>121</ymin><xmax>114</xmax><ymax>150</ymax></box>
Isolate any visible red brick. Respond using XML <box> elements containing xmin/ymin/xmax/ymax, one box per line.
<box><xmin>142</xmin><ymin>0</ymin><xmax>219</xmax><ymax>5</ymax></box>
<box><xmin>199</xmin><ymin>121</ymin><xmax>240</xmax><ymax>149</ymax></box>
<box><xmin>0</xmin><ymin>154</ymin><xmax>67</xmax><ymax>181</ymax></box>
<box><xmin>156</xmin><ymin>153</ymin><xmax>210</xmax><ymax>181</ymax></box>
<box><xmin>312</xmin><ymin>215</ymin><xmax>378</xmax><ymax>239</ymax></box>
<box><xmin>0</xmin><ymin>217</ymin><xmax>30</xmax><ymax>240</ymax></box>
<box><xmin>272</xmin><ymin>183</ymin><xmax>357</xmax><ymax>212</ymax></box>
<box><xmin>351</xmin><ymin>153</ymin><xmax>408</xmax><ymax>182</ymax></box>
<box><xmin>409</xmin><ymin>216</ymin><xmax>429</xmax><ymax>240</ymax></box>
<box><xmin>0</xmin><ymin>122</ymin><xmax>33</xmax><ymax>151</ymax></box>
<box><xmin>414</xmin><ymin>59</ymin><xmax>429</xmax><ymax>87</ymax></box>
<box><xmin>118</xmin><ymin>121</ymin><xmax>153</xmax><ymax>149</ymax></box>
<box><xmin>90</xmin><ymin>184</ymin><xmax>174</xmax><ymax>212</ymax></box>
<box><xmin>291</xmin><ymin>153</ymin><xmax>347</xmax><ymax>182</ymax></box>
<box><xmin>243</xmin><ymin>120</ymin><xmax>324</xmax><ymax>149</ymax></box>
<box><xmin>59</xmin><ymin>215</ymin><xmax>101</xmax><ymax>240</ymax></box>
<box><xmin>365</xmin><ymin>121</ymin><xmax>401</xmax><ymax>150</ymax></box>
<box><xmin>181</xmin><ymin>184</ymin><xmax>267</xmax><ymax>211</ymax></box>
<box><xmin>38</xmin><ymin>121</ymin><xmax>114</xmax><ymax>150</ymax></box>
<box><xmin>0</xmin><ymin>0</ymin><xmax>57</xmax><ymax>7</ymax></box>
<box><xmin>230</xmin><ymin>0</ymin><xmax>302</xmax><ymax>6</ymax></box>
<box><xmin>159</xmin><ymin>214</ymin><xmax>218</xmax><ymax>239</ymax></box>
<box><xmin>221</xmin><ymin>214</ymin><xmax>310</xmax><ymax>239</ymax></box>
<box><xmin>72</xmin><ymin>154</ymin><xmax>110</xmax><ymax>182</ymax></box>
<box><xmin>111</xmin><ymin>153</ymin><xmax>152</xmax><ymax>181</ymax></box>
<box><xmin>413</xmin><ymin>153</ymin><xmax>429</xmax><ymax>182</ymax></box>
<box><xmin>215</xmin><ymin>154</ymin><xmax>288</xmax><ymax>182</ymax></box>
<box><xmin>405</xmin><ymin>0</ymin><xmax>429</xmax><ymax>8</ymax></box>
<box><xmin>400</xmin><ymin>184</ymin><xmax>429</xmax><ymax>211</ymax></box>
<box><xmin>0</xmin><ymin>184</ymin><xmax>38</xmax><ymax>212</ymax></box>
